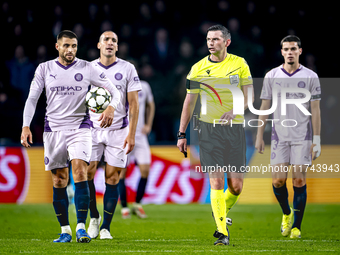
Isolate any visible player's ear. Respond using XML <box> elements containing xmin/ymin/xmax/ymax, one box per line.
<box><xmin>299</xmin><ymin>47</ymin><xmax>302</xmax><ymax>55</ymax></box>
<box><xmin>225</xmin><ymin>39</ymin><xmax>231</xmax><ymax>47</ymax></box>
<box><xmin>55</xmin><ymin>43</ymin><xmax>59</xmax><ymax>51</ymax></box>
<box><xmin>97</xmin><ymin>42</ymin><xmax>101</xmax><ymax>50</ymax></box>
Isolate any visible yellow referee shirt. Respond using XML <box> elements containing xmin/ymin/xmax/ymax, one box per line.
<box><xmin>186</xmin><ymin>54</ymin><xmax>253</xmax><ymax>124</ymax></box>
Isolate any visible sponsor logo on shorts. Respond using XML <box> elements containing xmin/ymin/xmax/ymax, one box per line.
<box><xmin>271</xmin><ymin>152</ymin><xmax>276</xmax><ymax>159</ymax></box>
<box><xmin>74</xmin><ymin>73</ymin><xmax>83</xmax><ymax>81</ymax></box>
<box><xmin>44</xmin><ymin>157</ymin><xmax>49</xmax><ymax>165</ymax></box>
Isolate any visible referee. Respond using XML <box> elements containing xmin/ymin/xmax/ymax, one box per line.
<box><xmin>177</xmin><ymin>24</ymin><xmax>254</xmax><ymax>245</ymax></box>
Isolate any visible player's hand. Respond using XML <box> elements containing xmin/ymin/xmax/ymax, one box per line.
<box><xmin>21</xmin><ymin>126</ymin><xmax>33</xmax><ymax>148</ymax></box>
<box><xmin>98</xmin><ymin>105</ymin><xmax>115</xmax><ymax>128</ymax></box>
<box><xmin>310</xmin><ymin>135</ymin><xmax>321</xmax><ymax>160</ymax></box>
<box><xmin>141</xmin><ymin>124</ymin><xmax>152</xmax><ymax>135</ymax></box>
<box><xmin>255</xmin><ymin>138</ymin><xmax>265</xmax><ymax>154</ymax></box>
<box><xmin>177</xmin><ymin>138</ymin><xmax>187</xmax><ymax>155</ymax></box>
<box><xmin>123</xmin><ymin>133</ymin><xmax>135</xmax><ymax>155</ymax></box>
<box><xmin>219</xmin><ymin>110</ymin><xmax>236</xmax><ymax>126</ymax></box>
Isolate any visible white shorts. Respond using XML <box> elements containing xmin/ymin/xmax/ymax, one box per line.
<box><xmin>43</xmin><ymin>128</ymin><xmax>92</xmax><ymax>171</ymax></box>
<box><xmin>91</xmin><ymin>127</ymin><xmax>129</xmax><ymax>168</ymax></box>
<box><xmin>129</xmin><ymin>133</ymin><xmax>151</xmax><ymax>165</ymax></box>
<box><xmin>270</xmin><ymin>140</ymin><xmax>312</xmax><ymax>166</ymax></box>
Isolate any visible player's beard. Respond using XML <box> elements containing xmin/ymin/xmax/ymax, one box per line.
<box><xmin>61</xmin><ymin>53</ymin><xmax>75</xmax><ymax>64</ymax></box>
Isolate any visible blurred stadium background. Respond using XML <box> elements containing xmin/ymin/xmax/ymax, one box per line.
<box><xmin>1</xmin><ymin>1</ymin><xmax>339</xmax><ymax>205</ymax></box>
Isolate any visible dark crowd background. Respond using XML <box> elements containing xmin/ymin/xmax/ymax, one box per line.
<box><xmin>1</xmin><ymin>1</ymin><xmax>339</xmax><ymax>146</ymax></box>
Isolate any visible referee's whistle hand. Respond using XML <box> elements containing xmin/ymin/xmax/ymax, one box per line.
<box><xmin>177</xmin><ymin>138</ymin><xmax>187</xmax><ymax>154</ymax></box>
<box><xmin>219</xmin><ymin>110</ymin><xmax>236</xmax><ymax>126</ymax></box>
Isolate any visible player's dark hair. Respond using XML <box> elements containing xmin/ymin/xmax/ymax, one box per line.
<box><xmin>281</xmin><ymin>35</ymin><xmax>301</xmax><ymax>48</ymax></box>
<box><xmin>207</xmin><ymin>24</ymin><xmax>231</xmax><ymax>41</ymax></box>
<box><xmin>57</xmin><ymin>30</ymin><xmax>78</xmax><ymax>41</ymax></box>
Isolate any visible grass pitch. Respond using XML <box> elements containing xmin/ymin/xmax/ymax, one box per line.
<box><xmin>0</xmin><ymin>203</ymin><xmax>339</xmax><ymax>254</ymax></box>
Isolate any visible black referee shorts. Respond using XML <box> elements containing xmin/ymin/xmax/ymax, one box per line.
<box><xmin>198</xmin><ymin>121</ymin><xmax>246</xmax><ymax>173</ymax></box>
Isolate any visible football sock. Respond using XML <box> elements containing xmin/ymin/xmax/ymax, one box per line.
<box><xmin>273</xmin><ymin>183</ymin><xmax>291</xmax><ymax>215</ymax></box>
<box><xmin>100</xmin><ymin>183</ymin><xmax>119</xmax><ymax>231</ymax></box>
<box><xmin>88</xmin><ymin>179</ymin><xmax>100</xmax><ymax>218</ymax></box>
<box><xmin>52</xmin><ymin>187</ymin><xmax>69</xmax><ymax>227</ymax></box>
<box><xmin>74</xmin><ymin>181</ymin><xmax>90</xmax><ymax>224</ymax></box>
<box><xmin>211</xmin><ymin>189</ymin><xmax>228</xmax><ymax>236</ymax></box>
<box><xmin>136</xmin><ymin>177</ymin><xmax>148</xmax><ymax>203</ymax></box>
<box><xmin>119</xmin><ymin>178</ymin><xmax>128</xmax><ymax>208</ymax></box>
<box><xmin>224</xmin><ymin>188</ymin><xmax>240</xmax><ymax>216</ymax></box>
<box><xmin>292</xmin><ymin>185</ymin><xmax>307</xmax><ymax>230</ymax></box>
<box><xmin>76</xmin><ymin>223</ymin><xmax>85</xmax><ymax>231</ymax></box>
<box><xmin>61</xmin><ymin>225</ymin><xmax>72</xmax><ymax>235</ymax></box>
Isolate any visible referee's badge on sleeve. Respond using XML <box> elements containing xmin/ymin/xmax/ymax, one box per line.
<box><xmin>229</xmin><ymin>74</ymin><xmax>239</xmax><ymax>86</ymax></box>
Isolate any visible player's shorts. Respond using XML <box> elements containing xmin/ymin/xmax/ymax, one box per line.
<box><xmin>270</xmin><ymin>140</ymin><xmax>312</xmax><ymax>166</ymax></box>
<box><xmin>198</xmin><ymin>122</ymin><xmax>246</xmax><ymax>173</ymax></box>
<box><xmin>43</xmin><ymin>128</ymin><xmax>92</xmax><ymax>171</ymax></box>
<box><xmin>129</xmin><ymin>133</ymin><xmax>151</xmax><ymax>165</ymax></box>
<box><xmin>91</xmin><ymin>127</ymin><xmax>129</xmax><ymax>168</ymax></box>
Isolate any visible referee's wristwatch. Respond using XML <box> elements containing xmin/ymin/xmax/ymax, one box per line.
<box><xmin>177</xmin><ymin>131</ymin><xmax>186</xmax><ymax>139</ymax></box>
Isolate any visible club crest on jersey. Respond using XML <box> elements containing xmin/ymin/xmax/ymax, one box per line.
<box><xmin>298</xmin><ymin>81</ymin><xmax>306</xmax><ymax>88</ymax></box>
<box><xmin>74</xmin><ymin>73</ymin><xmax>83</xmax><ymax>82</ymax></box>
<box><xmin>229</xmin><ymin>74</ymin><xmax>239</xmax><ymax>86</ymax></box>
<box><xmin>115</xmin><ymin>73</ymin><xmax>123</xmax><ymax>80</ymax></box>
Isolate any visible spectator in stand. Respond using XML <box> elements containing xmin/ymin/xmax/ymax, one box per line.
<box><xmin>6</xmin><ymin>45</ymin><xmax>35</xmax><ymax>101</ymax></box>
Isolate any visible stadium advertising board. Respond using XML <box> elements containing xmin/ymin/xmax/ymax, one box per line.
<box><xmin>0</xmin><ymin>147</ymin><xmax>30</xmax><ymax>203</ymax></box>
<box><xmin>94</xmin><ymin>147</ymin><xmax>207</xmax><ymax>204</ymax></box>
<box><xmin>1</xmin><ymin>146</ymin><xmax>340</xmax><ymax>204</ymax></box>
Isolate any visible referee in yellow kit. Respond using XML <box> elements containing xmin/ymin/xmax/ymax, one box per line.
<box><xmin>177</xmin><ymin>24</ymin><xmax>254</xmax><ymax>245</ymax></box>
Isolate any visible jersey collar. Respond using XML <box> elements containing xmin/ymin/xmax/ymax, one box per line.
<box><xmin>281</xmin><ymin>64</ymin><xmax>302</xmax><ymax>77</ymax></box>
<box><xmin>208</xmin><ymin>54</ymin><xmax>229</xmax><ymax>63</ymax></box>
<box><xmin>55</xmin><ymin>57</ymin><xmax>78</xmax><ymax>70</ymax></box>
<box><xmin>97</xmin><ymin>58</ymin><xmax>119</xmax><ymax>69</ymax></box>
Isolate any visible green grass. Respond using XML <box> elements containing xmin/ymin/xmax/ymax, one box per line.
<box><xmin>0</xmin><ymin>203</ymin><xmax>339</xmax><ymax>254</ymax></box>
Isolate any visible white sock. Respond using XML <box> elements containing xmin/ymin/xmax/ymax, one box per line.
<box><xmin>61</xmin><ymin>225</ymin><xmax>72</xmax><ymax>235</ymax></box>
<box><xmin>76</xmin><ymin>223</ymin><xmax>85</xmax><ymax>232</ymax></box>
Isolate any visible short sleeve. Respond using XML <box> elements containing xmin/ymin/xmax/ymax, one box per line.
<box><xmin>310</xmin><ymin>75</ymin><xmax>321</xmax><ymax>101</ymax></box>
<box><xmin>127</xmin><ymin>64</ymin><xmax>142</xmax><ymax>93</ymax></box>
<box><xmin>240</xmin><ymin>59</ymin><xmax>253</xmax><ymax>86</ymax></box>
<box><xmin>143</xmin><ymin>81</ymin><xmax>154</xmax><ymax>103</ymax></box>
<box><xmin>186</xmin><ymin>66</ymin><xmax>200</xmax><ymax>94</ymax></box>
